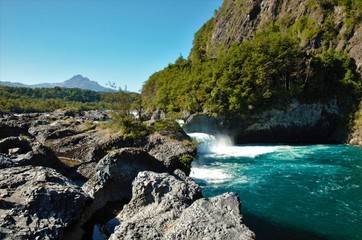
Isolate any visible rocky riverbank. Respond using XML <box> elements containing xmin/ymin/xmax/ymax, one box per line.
<box><xmin>0</xmin><ymin>110</ymin><xmax>255</xmax><ymax>239</ymax></box>
<box><xmin>349</xmin><ymin>100</ymin><xmax>362</xmax><ymax>146</ymax></box>
<box><xmin>183</xmin><ymin>99</ymin><xmax>357</xmax><ymax>144</ymax></box>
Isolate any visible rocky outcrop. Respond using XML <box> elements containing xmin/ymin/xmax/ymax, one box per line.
<box><xmin>196</xmin><ymin>0</ymin><xmax>362</xmax><ymax>73</ymax></box>
<box><xmin>183</xmin><ymin>113</ymin><xmax>223</xmax><ymax>135</ymax></box>
<box><xmin>349</xmin><ymin>100</ymin><xmax>362</xmax><ymax>146</ymax></box>
<box><xmin>0</xmin><ymin>111</ymin><xmax>255</xmax><ymax>239</ymax></box>
<box><xmin>0</xmin><ymin>137</ymin><xmax>70</xmax><ymax>176</ymax></box>
<box><xmin>0</xmin><ymin>113</ymin><xmax>35</xmax><ymax>139</ymax></box>
<box><xmin>109</xmin><ymin>171</ymin><xmax>254</xmax><ymax>240</ymax></box>
<box><xmin>0</xmin><ymin>112</ymin><xmax>196</xmax><ymax>178</ymax></box>
<box><xmin>83</xmin><ymin>148</ymin><xmax>166</xmax><ymax>202</ymax></box>
<box><xmin>28</xmin><ymin>117</ymin><xmax>125</xmax><ymax>164</ymax></box>
<box><xmin>233</xmin><ymin>99</ymin><xmax>346</xmax><ymax>143</ymax></box>
<box><xmin>184</xmin><ymin>100</ymin><xmax>350</xmax><ymax>143</ymax></box>
<box><xmin>79</xmin><ymin>148</ymin><xmax>167</xmax><ymax>233</ymax></box>
<box><xmin>165</xmin><ymin>192</ymin><xmax>255</xmax><ymax>240</ymax></box>
<box><xmin>144</xmin><ymin>129</ymin><xmax>196</xmax><ymax>173</ymax></box>
<box><xmin>0</xmin><ymin>165</ymin><xmax>90</xmax><ymax>239</ymax></box>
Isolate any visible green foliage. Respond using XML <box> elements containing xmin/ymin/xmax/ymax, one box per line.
<box><xmin>120</xmin><ymin>115</ymin><xmax>151</xmax><ymax>140</ymax></box>
<box><xmin>189</xmin><ymin>18</ymin><xmax>215</xmax><ymax>63</ymax></box>
<box><xmin>141</xmin><ymin>2</ymin><xmax>361</xmax><ymax>117</ymax></box>
<box><xmin>0</xmin><ymin>86</ymin><xmax>103</xmax><ymax>113</ymax></box>
<box><xmin>151</xmin><ymin>118</ymin><xmax>184</xmax><ymax>134</ymax></box>
<box><xmin>304</xmin><ymin>49</ymin><xmax>361</xmax><ymax>100</ymax></box>
<box><xmin>104</xmin><ymin>89</ymin><xmax>132</xmax><ymax>120</ymax></box>
<box><xmin>103</xmin><ymin>87</ymin><xmax>149</xmax><ymax>140</ymax></box>
<box><xmin>179</xmin><ymin>154</ymin><xmax>195</xmax><ymax>175</ymax></box>
<box><xmin>142</xmin><ymin>27</ymin><xmax>309</xmax><ymax>115</ymax></box>
<box><xmin>291</xmin><ymin>16</ymin><xmax>321</xmax><ymax>46</ymax></box>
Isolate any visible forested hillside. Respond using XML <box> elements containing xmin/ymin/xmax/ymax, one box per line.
<box><xmin>0</xmin><ymin>86</ymin><xmax>138</xmax><ymax>113</ymax></box>
<box><xmin>141</xmin><ymin>0</ymin><xmax>362</xmax><ymax>116</ymax></box>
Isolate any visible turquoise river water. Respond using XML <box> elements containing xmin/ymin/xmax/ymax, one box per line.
<box><xmin>188</xmin><ymin>133</ymin><xmax>362</xmax><ymax>240</ymax></box>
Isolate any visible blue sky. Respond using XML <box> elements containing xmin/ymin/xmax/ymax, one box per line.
<box><xmin>0</xmin><ymin>0</ymin><xmax>223</xmax><ymax>92</ymax></box>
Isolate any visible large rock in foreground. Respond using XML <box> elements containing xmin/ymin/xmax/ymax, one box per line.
<box><xmin>165</xmin><ymin>192</ymin><xmax>255</xmax><ymax>240</ymax></box>
<box><xmin>83</xmin><ymin>148</ymin><xmax>166</xmax><ymax>200</ymax></box>
<box><xmin>81</xmin><ymin>148</ymin><xmax>167</xmax><ymax>229</ymax></box>
<box><xmin>0</xmin><ymin>165</ymin><xmax>90</xmax><ymax>239</ymax></box>
<box><xmin>110</xmin><ymin>171</ymin><xmax>254</xmax><ymax>240</ymax></box>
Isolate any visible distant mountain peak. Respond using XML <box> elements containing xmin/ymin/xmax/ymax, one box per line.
<box><xmin>0</xmin><ymin>75</ymin><xmax>115</xmax><ymax>92</ymax></box>
<box><xmin>67</xmin><ymin>74</ymin><xmax>89</xmax><ymax>81</ymax></box>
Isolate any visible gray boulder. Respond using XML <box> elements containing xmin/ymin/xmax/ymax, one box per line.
<box><xmin>110</xmin><ymin>171</ymin><xmax>254</xmax><ymax>240</ymax></box>
<box><xmin>144</xmin><ymin>129</ymin><xmax>196</xmax><ymax>174</ymax></box>
<box><xmin>81</xmin><ymin>148</ymin><xmax>167</xmax><ymax>225</ymax></box>
<box><xmin>83</xmin><ymin>148</ymin><xmax>166</xmax><ymax>199</ymax></box>
<box><xmin>0</xmin><ymin>165</ymin><xmax>90</xmax><ymax>239</ymax></box>
<box><xmin>109</xmin><ymin>170</ymin><xmax>202</xmax><ymax>239</ymax></box>
<box><xmin>82</xmin><ymin>110</ymin><xmax>108</xmax><ymax>121</ymax></box>
<box><xmin>165</xmin><ymin>192</ymin><xmax>255</xmax><ymax>240</ymax></box>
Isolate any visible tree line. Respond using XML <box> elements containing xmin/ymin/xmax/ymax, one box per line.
<box><xmin>141</xmin><ymin>2</ymin><xmax>362</xmax><ymax>117</ymax></box>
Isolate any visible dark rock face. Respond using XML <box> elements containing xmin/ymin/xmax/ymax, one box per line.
<box><xmin>144</xmin><ymin>130</ymin><xmax>196</xmax><ymax>173</ymax></box>
<box><xmin>83</xmin><ymin>148</ymin><xmax>166</xmax><ymax>200</ymax></box>
<box><xmin>0</xmin><ymin>137</ymin><xmax>69</xmax><ymax>176</ymax></box>
<box><xmin>81</xmin><ymin>148</ymin><xmax>167</xmax><ymax>228</ymax></box>
<box><xmin>0</xmin><ymin>165</ymin><xmax>90</xmax><ymax>239</ymax></box>
<box><xmin>232</xmin><ymin>100</ymin><xmax>346</xmax><ymax>143</ymax></box>
<box><xmin>183</xmin><ymin>113</ymin><xmax>223</xmax><ymax>134</ymax></box>
<box><xmin>203</xmin><ymin>0</ymin><xmax>362</xmax><ymax>74</ymax></box>
<box><xmin>184</xmin><ymin>100</ymin><xmax>348</xmax><ymax>144</ymax></box>
<box><xmin>109</xmin><ymin>171</ymin><xmax>254</xmax><ymax>240</ymax></box>
<box><xmin>349</xmin><ymin>100</ymin><xmax>362</xmax><ymax>146</ymax></box>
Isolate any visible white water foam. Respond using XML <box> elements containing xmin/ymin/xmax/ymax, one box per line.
<box><xmin>190</xmin><ymin>167</ymin><xmax>233</xmax><ymax>184</ymax></box>
<box><xmin>187</xmin><ymin>132</ymin><xmax>281</xmax><ymax>158</ymax></box>
<box><xmin>208</xmin><ymin>145</ymin><xmax>281</xmax><ymax>158</ymax></box>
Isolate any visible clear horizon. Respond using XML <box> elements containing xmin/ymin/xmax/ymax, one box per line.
<box><xmin>0</xmin><ymin>0</ymin><xmax>223</xmax><ymax>92</ymax></box>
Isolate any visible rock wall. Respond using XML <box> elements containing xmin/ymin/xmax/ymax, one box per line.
<box><xmin>349</xmin><ymin>100</ymin><xmax>362</xmax><ymax>146</ymax></box>
<box><xmin>199</xmin><ymin>0</ymin><xmax>362</xmax><ymax>73</ymax></box>
<box><xmin>233</xmin><ymin>99</ymin><xmax>346</xmax><ymax>143</ymax></box>
<box><xmin>183</xmin><ymin>99</ymin><xmax>350</xmax><ymax>144</ymax></box>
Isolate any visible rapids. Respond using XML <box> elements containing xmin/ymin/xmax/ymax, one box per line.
<box><xmin>188</xmin><ymin>133</ymin><xmax>362</xmax><ymax>240</ymax></box>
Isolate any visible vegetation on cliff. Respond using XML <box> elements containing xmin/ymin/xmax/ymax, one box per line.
<box><xmin>141</xmin><ymin>0</ymin><xmax>362</xmax><ymax>117</ymax></box>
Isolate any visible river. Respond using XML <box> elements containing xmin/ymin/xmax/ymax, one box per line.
<box><xmin>188</xmin><ymin>133</ymin><xmax>362</xmax><ymax>240</ymax></box>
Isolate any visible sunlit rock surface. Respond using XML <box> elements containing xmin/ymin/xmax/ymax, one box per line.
<box><xmin>109</xmin><ymin>171</ymin><xmax>254</xmax><ymax>240</ymax></box>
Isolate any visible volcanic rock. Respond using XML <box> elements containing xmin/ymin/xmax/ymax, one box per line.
<box><xmin>0</xmin><ymin>165</ymin><xmax>90</xmax><ymax>239</ymax></box>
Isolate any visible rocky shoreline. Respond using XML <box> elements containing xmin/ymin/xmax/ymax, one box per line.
<box><xmin>0</xmin><ymin>110</ymin><xmax>255</xmax><ymax>239</ymax></box>
<box><xmin>183</xmin><ymin>99</ymin><xmax>359</xmax><ymax>145</ymax></box>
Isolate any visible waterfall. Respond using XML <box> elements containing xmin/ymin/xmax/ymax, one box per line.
<box><xmin>187</xmin><ymin>132</ymin><xmax>280</xmax><ymax>158</ymax></box>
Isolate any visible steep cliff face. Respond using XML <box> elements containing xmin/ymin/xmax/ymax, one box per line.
<box><xmin>349</xmin><ymin>100</ymin><xmax>362</xmax><ymax>146</ymax></box>
<box><xmin>183</xmin><ymin>0</ymin><xmax>362</xmax><ymax>144</ymax></box>
<box><xmin>183</xmin><ymin>99</ymin><xmax>349</xmax><ymax>143</ymax></box>
<box><xmin>191</xmin><ymin>0</ymin><xmax>362</xmax><ymax>73</ymax></box>
<box><xmin>231</xmin><ymin>99</ymin><xmax>348</xmax><ymax>143</ymax></box>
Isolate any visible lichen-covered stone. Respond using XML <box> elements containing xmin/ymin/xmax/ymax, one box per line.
<box><xmin>0</xmin><ymin>165</ymin><xmax>90</xmax><ymax>239</ymax></box>
<box><xmin>110</xmin><ymin>171</ymin><xmax>254</xmax><ymax>240</ymax></box>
